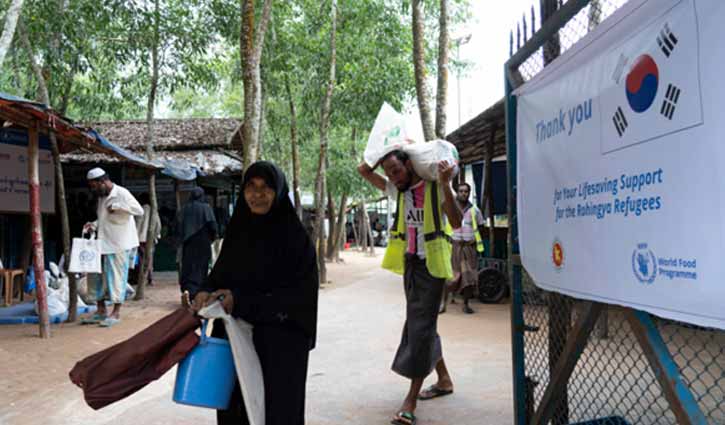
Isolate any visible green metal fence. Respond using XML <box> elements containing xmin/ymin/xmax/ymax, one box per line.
<box><xmin>505</xmin><ymin>1</ymin><xmax>725</xmax><ymax>424</ymax></box>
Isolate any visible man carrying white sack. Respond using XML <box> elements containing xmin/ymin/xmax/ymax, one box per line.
<box><xmin>82</xmin><ymin>167</ymin><xmax>144</xmax><ymax>327</ymax></box>
<box><xmin>358</xmin><ymin>150</ymin><xmax>462</xmax><ymax>425</ymax></box>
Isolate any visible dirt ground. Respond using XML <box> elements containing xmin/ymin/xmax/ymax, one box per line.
<box><xmin>0</xmin><ymin>249</ymin><xmax>513</xmax><ymax>425</ymax></box>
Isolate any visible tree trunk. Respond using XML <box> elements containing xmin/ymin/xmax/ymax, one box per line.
<box><xmin>256</xmin><ymin>78</ymin><xmax>266</xmax><ymax>160</ymax></box>
<box><xmin>358</xmin><ymin>201</ymin><xmax>368</xmax><ymax>252</ymax></box>
<box><xmin>174</xmin><ymin>179</ymin><xmax>182</xmax><ymax>278</ymax></box>
<box><xmin>316</xmin><ymin>179</ymin><xmax>327</xmax><ymax>283</ymax></box>
<box><xmin>434</xmin><ymin>0</ymin><xmax>449</xmax><ymax>139</ymax></box>
<box><xmin>136</xmin><ymin>0</ymin><xmax>161</xmax><ymax>301</ymax></box>
<box><xmin>18</xmin><ymin>20</ymin><xmax>78</xmax><ymax>322</ymax></box>
<box><xmin>365</xmin><ymin>208</ymin><xmax>374</xmax><ymax>255</ymax></box>
<box><xmin>285</xmin><ymin>75</ymin><xmax>302</xmax><ymax>219</ymax></box>
<box><xmin>335</xmin><ymin>210</ymin><xmax>346</xmax><ymax>262</ymax></box>
<box><xmin>240</xmin><ymin>0</ymin><xmax>273</xmax><ymax>169</ymax></box>
<box><xmin>0</xmin><ymin>0</ymin><xmax>24</xmax><ymax>69</ymax></box>
<box><xmin>325</xmin><ymin>188</ymin><xmax>336</xmax><ymax>260</ymax></box>
<box><xmin>27</xmin><ymin>127</ymin><xmax>50</xmax><ymax>338</ymax></box>
<box><xmin>332</xmin><ymin>192</ymin><xmax>348</xmax><ymax>262</ymax></box>
<box><xmin>351</xmin><ymin>207</ymin><xmax>360</xmax><ymax>249</ymax></box>
<box><xmin>313</xmin><ymin>0</ymin><xmax>337</xmax><ymax>285</ymax></box>
<box><xmin>412</xmin><ymin>0</ymin><xmax>435</xmax><ymax>141</ymax></box>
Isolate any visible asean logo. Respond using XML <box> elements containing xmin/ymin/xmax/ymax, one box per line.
<box><xmin>552</xmin><ymin>240</ymin><xmax>564</xmax><ymax>270</ymax></box>
<box><xmin>632</xmin><ymin>243</ymin><xmax>657</xmax><ymax>285</ymax></box>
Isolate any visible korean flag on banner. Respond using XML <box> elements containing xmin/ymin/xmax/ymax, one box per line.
<box><xmin>599</xmin><ymin>0</ymin><xmax>703</xmax><ymax>155</ymax></box>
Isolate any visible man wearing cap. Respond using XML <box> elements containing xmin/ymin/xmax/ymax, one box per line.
<box><xmin>82</xmin><ymin>168</ymin><xmax>144</xmax><ymax>327</ymax></box>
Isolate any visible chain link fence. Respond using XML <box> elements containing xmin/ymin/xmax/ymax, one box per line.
<box><xmin>510</xmin><ymin>1</ymin><xmax>725</xmax><ymax>424</ymax></box>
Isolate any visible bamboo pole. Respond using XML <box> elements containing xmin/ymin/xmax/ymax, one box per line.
<box><xmin>28</xmin><ymin>127</ymin><xmax>50</xmax><ymax>338</ymax></box>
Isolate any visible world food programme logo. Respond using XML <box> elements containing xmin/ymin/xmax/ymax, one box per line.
<box><xmin>552</xmin><ymin>239</ymin><xmax>564</xmax><ymax>270</ymax></box>
<box><xmin>383</xmin><ymin>126</ymin><xmax>401</xmax><ymax>147</ymax></box>
<box><xmin>79</xmin><ymin>249</ymin><xmax>96</xmax><ymax>266</ymax></box>
<box><xmin>632</xmin><ymin>243</ymin><xmax>657</xmax><ymax>284</ymax></box>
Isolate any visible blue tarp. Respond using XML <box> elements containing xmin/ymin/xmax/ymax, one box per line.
<box><xmin>0</xmin><ymin>301</ymin><xmax>96</xmax><ymax>325</ymax></box>
<box><xmin>0</xmin><ymin>92</ymin><xmax>46</xmax><ymax>108</ymax></box>
<box><xmin>87</xmin><ymin>129</ymin><xmax>160</xmax><ymax>170</ymax></box>
<box><xmin>159</xmin><ymin>158</ymin><xmax>205</xmax><ymax>181</ymax></box>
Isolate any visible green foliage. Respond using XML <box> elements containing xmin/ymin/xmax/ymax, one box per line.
<box><xmin>0</xmin><ymin>0</ymin><xmax>474</xmax><ymax>201</ymax></box>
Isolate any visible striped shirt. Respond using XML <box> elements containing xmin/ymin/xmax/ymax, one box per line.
<box><xmin>451</xmin><ymin>204</ymin><xmax>484</xmax><ymax>242</ymax></box>
<box><xmin>387</xmin><ymin>180</ymin><xmax>449</xmax><ymax>259</ymax></box>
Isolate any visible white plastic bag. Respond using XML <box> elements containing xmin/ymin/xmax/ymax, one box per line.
<box><xmin>403</xmin><ymin>139</ymin><xmax>460</xmax><ymax>181</ymax></box>
<box><xmin>35</xmin><ymin>275</ymin><xmax>69</xmax><ymax>316</ymax></box>
<box><xmin>199</xmin><ymin>301</ymin><xmax>264</xmax><ymax>425</ymax></box>
<box><xmin>364</xmin><ymin>102</ymin><xmax>414</xmax><ymax>167</ymax></box>
<box><xmin>69</xmin><ymin>235</ymin><xmax>102</xmax><ymax>274</ymax></box>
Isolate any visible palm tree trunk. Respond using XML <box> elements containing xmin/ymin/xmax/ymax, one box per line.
<box><xmin>435</xmin><ymin>0</ymin><xmax>449</xmax><ymax>139</ymax></box>
<box><xmin>412</xmin><ymin>0</ymin><xmax>435</xmax><ymax>141</ymax></box>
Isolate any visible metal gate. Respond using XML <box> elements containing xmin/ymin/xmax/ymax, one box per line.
<box><xmin>505</xmin><ymin>1</ymin><xmax>725</xmax><ymax>424</ymax></box>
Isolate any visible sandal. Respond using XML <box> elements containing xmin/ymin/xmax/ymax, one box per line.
<box><xmin>391</xmin><ymin>411</ymin><xmax>416</xmax><ymax>425</ymax></box>
<box><xmin>418</xmin><ymin>384</ymin><xmax>453</xmax><ymax>400</ymax></box>
<box><xmin>80</xmin><ymin>314</ymin><xmax>106</xmax><ymax>325</ymax></box>
<box><xmin>99</xmin><ymin>317</ymin><xmax>121</xmax><ymax>328</ymax></box>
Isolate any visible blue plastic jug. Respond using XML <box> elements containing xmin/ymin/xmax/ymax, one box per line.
<box><xmin>173</xmin><ymin>319</ymin><xmax>236</xmax><ymax>409</ymax></box>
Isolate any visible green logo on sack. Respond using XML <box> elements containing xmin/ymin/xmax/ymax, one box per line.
<box><xmin>383</xmin><ymin>126</ymin><xmax>401</xmax><ymax>146</ymax></box>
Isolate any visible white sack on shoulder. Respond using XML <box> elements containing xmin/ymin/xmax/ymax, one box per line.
<box><xmin>402</xmin><ymin>139</ymin><xmax>460</xmax><ymax>182</ymax></box>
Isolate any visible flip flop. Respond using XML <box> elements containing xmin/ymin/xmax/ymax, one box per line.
<box><xmin>418</xmin><ymin>385</ymin><xmax>454</xmax><ymax>400</ymax></box>
<box><xmin>80</xmin><ymin>314</ymin><xmax>106</xmax><ymax>325</ymax></box>
<box><xmin>99</xmin><ymin>317</ymin><xmax>121</xmax><ymax>328</ymax></box>
<box><xmin>391</xmin><ymin>411</ymin><xmax>416</xmax><ymax>425</ymax></box>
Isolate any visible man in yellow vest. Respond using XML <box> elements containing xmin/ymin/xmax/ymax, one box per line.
<box><xmin>441</xmin><ymin>182</ymin><xmax>485</xmax><ymax>315</ymax></box>
<box><xmin>358</xmin><ymin>150</ymin><xmax>462</xmax><ymax>425</ymax></box>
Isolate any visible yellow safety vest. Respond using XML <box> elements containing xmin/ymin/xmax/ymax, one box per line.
<box><xmin>443</xmin><ymin>205</ymin><xmax>484</xmax><ymax>253</ymax></box>
<box><xmin>469</xmin><ymin>206</ymin><xmax>485</xmax><ymax>254</ymax></box>
<box><xmin>382</xmin><ymin>181</ymin><xmax>453</xmax><ymax>280</ymax></box>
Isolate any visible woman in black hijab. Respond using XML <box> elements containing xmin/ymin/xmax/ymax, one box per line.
<box><xmin>192</xmin><ymin>161</ymin><xmax>319</xmax><ymax>425</ymax></box>
<box><xmin>179</xmin><ymin>187</ymin><xmax>217</xmax><ymax>300</ymax></box>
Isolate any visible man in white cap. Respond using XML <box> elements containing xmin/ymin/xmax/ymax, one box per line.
<box><xmin>81</xmin><ymin>167</ymin><xmax>144</xmax><ymax>327</ymax></box>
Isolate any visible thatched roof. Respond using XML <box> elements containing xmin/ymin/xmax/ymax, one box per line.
<box><xmin>62</xmin><ymin>149</ymin><xmax>242</xmax><ymax>176</ymax></box>
<box><xmin>89</xmin><ymin>118</ymin><xmax>243</xmax><ymax>152</ymax></box>
<box><xmin>446</xmin><ymin>98</ymin><xmax>506</xmax><ymax>165</ymax></box>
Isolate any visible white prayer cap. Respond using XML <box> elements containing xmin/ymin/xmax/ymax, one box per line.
<box><xmin>86</xmin><ymin>167</ymin><xmax>107</xmax><ymax>180</ymax></box>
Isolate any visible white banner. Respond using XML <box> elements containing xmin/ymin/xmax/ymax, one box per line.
<box><xmin>516</xmin><ymin>0</ymin><xmax>725</xmax><ymax>329</ymax></box>
<box><xmin>0</xmin><ymin>130</ymin><xmax>55</xmax><ymax>214</ymax></box>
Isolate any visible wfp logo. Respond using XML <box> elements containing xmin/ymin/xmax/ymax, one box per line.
<box><xmin>79</xmin><ymin>250</ymin><xmax>96</xmax><ymax>266</ymax></box>
<box><xmin>632</xmin><ymin>243</ymin><xmax>657</xmax><ymax>285</ymax></box>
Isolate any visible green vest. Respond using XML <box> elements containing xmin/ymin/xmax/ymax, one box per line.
<box><xmin>443</xmin><ymin>205</ymin><xmax>484</xmax><ymax>253</ymax></box>
<box><xmin>382</xmin><ymin>181</ymin><xmax>453</xmax><ymax>280</ymax></box>
<box><xmin>469</xmin><ymin>206</ymin><xmax>485</xmax><ymax>253</ymax></box>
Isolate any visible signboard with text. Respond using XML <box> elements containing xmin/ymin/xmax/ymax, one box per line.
<box><xmin>0</xmin><ymin>129</ymin><xmax>55</xmax><ymax>214</ymax></box>
<box><xmin>516</xmin><ymin>0</ymin><xmax>725</xmax><ymax>329</ymax></box>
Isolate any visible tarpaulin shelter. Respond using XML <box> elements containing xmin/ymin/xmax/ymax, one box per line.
<box><xmin>0</xmin><ymin>92</ymin><xmax>157</xmax><ymax>337</ymax></box>
<box><xmin>60</xmin><ymin>118</ymin><xmax>244</xmax><ymax>271</ymax></box>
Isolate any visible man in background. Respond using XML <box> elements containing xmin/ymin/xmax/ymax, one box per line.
<box><xmin>441</xmin><ymin>183</ymin><xmax>485</xmax><ymax>314</ymax></box>
<box><xmin>82</xmin><ymin>168</ymin><xmax>144</xmax><ymax>327</ymax></box>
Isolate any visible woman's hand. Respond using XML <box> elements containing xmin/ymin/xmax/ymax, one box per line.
<box><xmin>190</xmin><ymin>291</ymin><xmax>210</xmax><ymax>313</ymax></box>
<box><xmin>209</xmin><ymin>289</ymin><xmax>235</xmax><ymax>314</ymax></box>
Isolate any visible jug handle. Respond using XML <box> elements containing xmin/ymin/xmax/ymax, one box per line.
<box><xmin>200</xmin><ymin>319</ymin><xmax>208</xmax><ymax>344</ymax></box>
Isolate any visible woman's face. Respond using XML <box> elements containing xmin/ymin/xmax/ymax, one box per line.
<box><xmin>244</xmin><ymin>177</ymin><xmax>275</xmax><ymax>215</ymax></box>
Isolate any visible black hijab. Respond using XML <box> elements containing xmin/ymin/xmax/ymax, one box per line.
<box><xmin>204</xmin><ymin>161</ymin><xmax>319</xmax><ymax>349</ymax></box>
<box><xmin>180</xmin><ymin>187</ymin><xmax>216</xmax><ymax>242</ymax></box>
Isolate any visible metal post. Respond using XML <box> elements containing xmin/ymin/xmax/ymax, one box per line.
<box><xmin>28</xmin><ymin>127</ymin><xmax>50</xmax><ymax>338</ymax></box>
<box><xmin>505</xmin><ymin>68</ymin><xmax>527</xmax><ymax>425</ymax></box>
<box><xmin>626</xmin><ymin>310</ymin><xmax>708</xmax><ymax>425</ymax></box>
